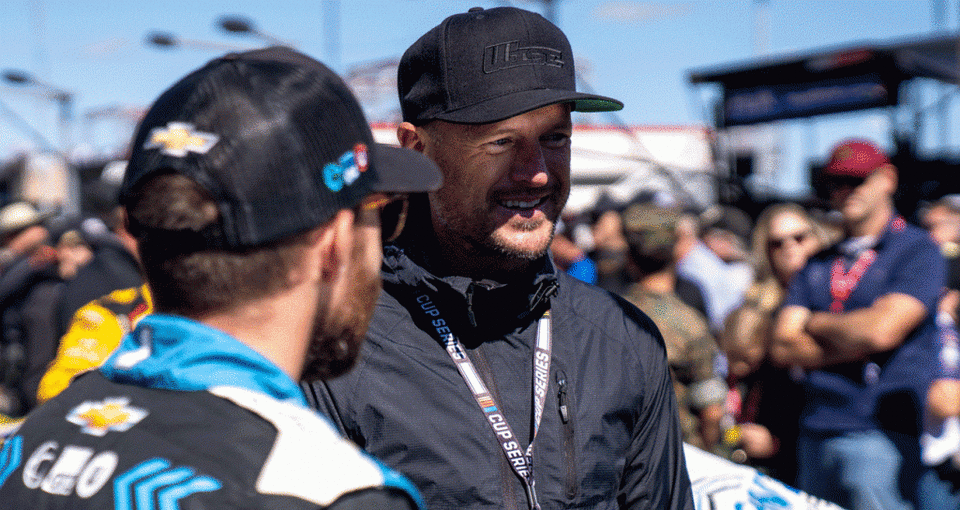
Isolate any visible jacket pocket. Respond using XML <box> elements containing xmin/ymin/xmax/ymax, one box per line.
<box><xmin>556</xmin><ymin>369</ymin><xmax>578</xmax><ymax>500</ymax></box>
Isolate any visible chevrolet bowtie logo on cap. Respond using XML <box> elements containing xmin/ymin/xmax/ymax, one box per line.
<box><xmin>144</xmin><ymin>122</ymin><xmax>219</xmax><ymax>157</ymax></box>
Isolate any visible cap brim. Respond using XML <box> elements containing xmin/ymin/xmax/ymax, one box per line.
<box><xmin>428</xmin><ymin>89</ymin><xmax>623</xmax><ymax>125</ymax></box>
<box><xmin>371</xmin><ymin>143</ymin><xmax>443</xmax><ymax>193</ymax></box>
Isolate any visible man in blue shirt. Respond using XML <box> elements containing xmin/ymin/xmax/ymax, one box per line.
<box><xmin>773</xmin><ymin>139</ymin><xmax>945</xmax><ymax>510</ymax></box>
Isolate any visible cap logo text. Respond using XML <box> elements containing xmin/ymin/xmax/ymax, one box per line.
<box><xmin>483</xmin><ymin>41</ymin><xmax>564</xmax><ymax>74</ymax></box>
<box><xmin>144</xmin><ymin>122</ymin><xmax>219</xmax><ymax>157</ymax></box>
<box><xmin>323</xmin><ymin>143</ymin><xmax>370</xmax><ymax>192</ymax></box>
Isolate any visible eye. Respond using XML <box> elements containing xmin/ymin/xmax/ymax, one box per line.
<box><xmin>541</xmin><ymin>132</ymin><xmax>570</xmax><ymax>149</ymax></box>
<box><xmin>484</xmin><ymin>137</ymin><xmax>514</xmax><ymax>154</ymax></box>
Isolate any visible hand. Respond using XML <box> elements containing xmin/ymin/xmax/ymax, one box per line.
<box><xmin>739</xmin><ymin>423</ymin><xmax>777</xmax><ymax>459</ymax></box>
<box><xmin>940</xmin><ymin>290</ymin><xmax>960</xmax><ymax>322</ymax></box>
<box><xmin>928</xmin><ymin>379</ymin><xmax>960</xmax><ymax>419</ymax></box>
<box><xmin>6</xmin><ymin>225</ymin><xmax>48</xmax><ymax>257</ymax></box>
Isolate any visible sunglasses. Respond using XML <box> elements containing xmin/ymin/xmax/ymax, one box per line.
<box><xmin>768</xmin><ymin>231</ymin><xmax>812</xmax><ymax>250</ymax></box>
<box><xmin>825</xmin><ymin>176</ymin><xmax>866</xmax><ymax>190</ymax></box>
<box><xmin>360</xmin><ymin>194</ymin><xmax>409</xmax><ymax>244</ymax></box>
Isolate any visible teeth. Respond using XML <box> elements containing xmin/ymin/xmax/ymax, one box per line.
<box><xmin>502</xmin><ymin>199</ymin><xmax>540</xmax><ymax>209</ymax></box>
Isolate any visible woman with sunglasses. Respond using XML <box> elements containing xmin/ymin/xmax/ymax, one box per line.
<box><xmin>718</xmin><ymin>202</ymin><xmax>834</xmax><ymax>486</ymax></box>
<box><xmin>748</xmin><ymin>203</ymin><xmax>837</xmax><ymax>312</ymax></box>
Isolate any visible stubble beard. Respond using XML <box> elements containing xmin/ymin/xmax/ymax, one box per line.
<box><xmin>489</xmin><ymin>216</ymin><xmax>557</xmax><ymax>262</ymax></box>
<box><xmin>432</xmin><ymin>192</ymin><xmax>561</xmax><ymax>266</ymax></box>
<box><xmin>300</xmin><ymin>253</ymin><xmax>381</xmax><ymax>382</ymax></box>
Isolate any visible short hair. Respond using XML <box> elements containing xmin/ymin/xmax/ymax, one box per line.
<box><xmin>126</xmin><ymin>173</ymin><xmax>310</xmax><ymax>318</ymax></box>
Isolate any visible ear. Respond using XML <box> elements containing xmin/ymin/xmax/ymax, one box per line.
<box><xmin>397</xmin><ymin>122</ymin><xmax>425</xmax><ymax>152</ymax></box>
<box><xmin>314</xmin><ymin>209</ymin><xmax>355</xmax><ymax>284</ymax></box>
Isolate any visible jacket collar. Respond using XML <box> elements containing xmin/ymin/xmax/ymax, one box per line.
<box><xmin>100</xmin><ymin>314</ymin><xmax>307</xmax><ymax>406</ymax></box>
<box><xmin>382</xmin><ymin>245</ymin><xmax>558</xmax><ymax>343</ymax></box>
<box><xmin>833</xmin><ymin>212</ymin><xmax>907</xmax><ymax>259</ymax></box>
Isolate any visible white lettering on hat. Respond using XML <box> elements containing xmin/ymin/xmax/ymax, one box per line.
<box><xmin>144</xmin><ymin>122</ymin><xmax>219</xmax><ymax>158</ymax></box>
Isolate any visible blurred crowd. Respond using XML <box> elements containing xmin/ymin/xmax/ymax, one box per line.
<box><xmin>0</xmin><ymin>163</ymin><xmax>140</xmax><ymax>419</ymax></box>
<box><xmin>552</xmin><ymin>139</ymin><xmax>960</xmax><ymax>509</ymax></box>
<box><xmin>2</xmin><ymin>134</ymin><xmax>960</xmax><ymax>509</ymax></box>
<box><xmin>552</xmin><ymin>191</ymin><xmax>833</xmax><ymax>484</ymax></box>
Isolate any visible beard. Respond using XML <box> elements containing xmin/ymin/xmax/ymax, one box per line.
<box><xmin>489</xmin><ymin>217</ymin><xmax>557</xmax><ymax>261</ymax></box>
<box><xmin>431</xmin><ymin>190</ymin><xmax>562</xmax><ymax>264</ymax></box>
<box><xmin>300</xmin><ymin>240</ymin><xmax>382</xmax><ymax>382</ymax></box>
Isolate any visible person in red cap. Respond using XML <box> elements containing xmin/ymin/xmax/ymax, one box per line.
<box><xmin>772</xmin><ymin>138</ymin><xmax>945</xmax><ymax>510</ymax></box>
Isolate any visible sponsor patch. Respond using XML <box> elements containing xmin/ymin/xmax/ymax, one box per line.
<box><xmin>23</xmin><ymin>442</ymin><xmax>118</xmax><ymax>497</ymax></box>
<box><xmin>77</xmin><ymin>309</ymin><xmax>105</xmax><ymax>331</ymax></box>
<box><xmin>67</xmin><ymin>398</ymin><xmax>147</xmax><ymax>437</ymax></box>
<box><xmin>144</xmin><ymin>122</ymin><xmax>219</xmax><ymax>157</ymax></box>
<box><xmin>322</xmin><ymin>143</ymin><xmax>369</xmax><ymax>192</ymax></box>
<box><xmin>63</xmin><ymin>337</ymin><xmax>101</xmax><ymax>363</ymax></box>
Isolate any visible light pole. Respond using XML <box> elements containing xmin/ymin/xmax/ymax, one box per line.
<box><xmin>2</xmin><ymin>69</ymin><xmax>73</xmax><ymax>153</ymax></box>
<box><xmin>216</xmin><ymin>15</ymin><xmax>291</xmax><ymax>47</ymax></box>
<box><xmin>145</xmin><ymin>31</ymin><xmax>249</xmax><ymax>52</ymax></box>
<box><xmin>1</xmin><ymin>69</ymin><xmax>81</xmax><ymax>215</ymax></box>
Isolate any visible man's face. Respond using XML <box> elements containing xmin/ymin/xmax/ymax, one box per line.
<box><xmin>766</xmin><ymin>211</ymin><xmax>818</xmax><ymax>285</ymax></box>
<box><xmin>301</xmin><ymin>203</ymin><xmax>384</xmax><ymax>381</ymax></box>
<box><xmin>421</xmin><ymin>103</ymin><xmax>572</xmax><ymax>263</ymax></box>
<box><xmin>923</xmin><ymin>205</ymin><xmax>960</xmax><ymax>246</ymax></box>
<box><xmin>826</xmin><ymin>170</ymin><xmax>889</xmax><ymax>225</ymax></box>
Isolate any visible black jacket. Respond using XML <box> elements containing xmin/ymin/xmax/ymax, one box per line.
<box><xmin>304</xmin><ymin>245</ymin><xmax>694</xmax><ymax>510</ymax></box>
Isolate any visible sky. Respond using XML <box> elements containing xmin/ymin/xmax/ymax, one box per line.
<box><xmin>0</xmin><ymin>0</ymin><xmax>956</xmax><ymax>199</ymax></box>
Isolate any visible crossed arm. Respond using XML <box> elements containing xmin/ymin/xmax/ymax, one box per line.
<box><xmin>771</xmin><ymin>293</ymin><xmax>927</xmax><ymax>369</ymax></box>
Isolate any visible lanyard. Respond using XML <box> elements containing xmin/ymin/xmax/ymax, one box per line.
<box><xmin>828</xmin><ymin>215</ymin><xmax>907</xmax><ymax>313</ymax></box>
<box><xmin>829</xmin><ymin>249</ymin><xmax>877</xmax><ymax>312</ymax></box>
<box><xmin>414</xmin><ymin>292</ymin><xmax>551</xmax><ymax>510</ymax></box>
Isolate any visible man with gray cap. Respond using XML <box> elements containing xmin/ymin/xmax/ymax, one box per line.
<box><xmin>304</xmin><ymin>7</ymin><xmax>693</xmax><ymax>509</ymax></box>
<box><xmin>0</xmin><ymin>46</ymin><xmax>441</xmax><ymax>509</ymax></box>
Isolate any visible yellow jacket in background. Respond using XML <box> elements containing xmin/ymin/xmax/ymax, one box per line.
<box><xmin>36</xmin><ymin>284</ymin><xmax>152</xmax><ymax>404</ymax></box>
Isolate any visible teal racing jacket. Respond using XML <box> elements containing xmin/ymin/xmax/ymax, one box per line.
<box><xmin>0</xmin><ymin>314</ymin><xmax>423</xmax><ymax>509</ymax></box>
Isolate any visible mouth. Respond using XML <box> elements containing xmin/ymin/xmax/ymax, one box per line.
<box><xmin>498</xmin><ymin>196</ymin><xmax>549</xmax><ymax>211</ymax></box>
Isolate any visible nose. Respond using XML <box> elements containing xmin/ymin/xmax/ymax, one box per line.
<box><xmin>511</xmin><ymin>142</ymin><xmax>550</xmax><ymax>186</ymax></box>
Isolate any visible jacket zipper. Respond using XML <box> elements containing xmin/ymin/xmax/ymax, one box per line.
<box><xmin>556</xmin><ymin>370</ymin><xmax>578</xmax><ymax>500</ymax></box>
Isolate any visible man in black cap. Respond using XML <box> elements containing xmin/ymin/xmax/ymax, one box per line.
<box><xmin>304</xmin><ymin>7</ymin><xmax>694</xmax><ymax>509</ymax></box>
<box><xmin>0</xmin><ymin>46</ymin><xmax>441</xmax><ymax>509</ymax></box>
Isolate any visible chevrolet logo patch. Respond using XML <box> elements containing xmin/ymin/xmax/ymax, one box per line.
<box><xmin>144</xmin><ymin>122</ymin><xmax>219</xmax><ymax>157</ymax></box>
<box><xmin>67</xmin><ymin>397</ymin><xmax>148</xmax><ymax>437</ymax></box>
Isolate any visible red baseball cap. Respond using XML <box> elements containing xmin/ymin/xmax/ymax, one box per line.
<box><xmin>823</xmin><ymin>139</ymin><xmax>892</xmax><ymax>178</ymax></box>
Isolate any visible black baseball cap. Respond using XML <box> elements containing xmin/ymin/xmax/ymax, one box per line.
<box><xmin>399</xmin><ymin>6</ymin><xmax>623</xmax><ymax>125</ymax></box>
<box><xmin>120</xmin><ymin>46</ymin><xmax>442</xmax><ymax>251</ymax></box>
